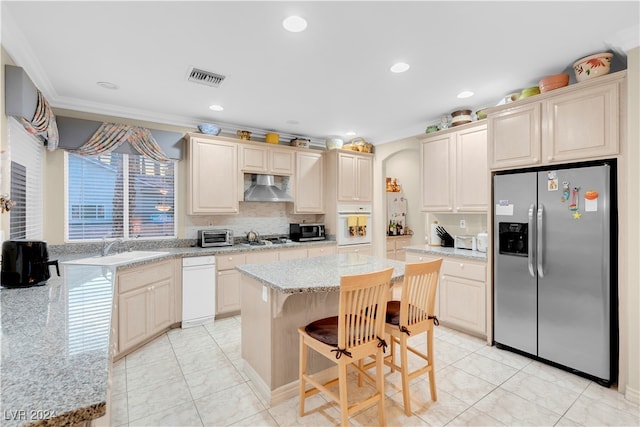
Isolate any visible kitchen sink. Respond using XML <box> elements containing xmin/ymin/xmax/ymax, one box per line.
<box><xmin>62</xmin><ymin>251</ymin><xmax>170</xmax><ymax>266</ymax></box>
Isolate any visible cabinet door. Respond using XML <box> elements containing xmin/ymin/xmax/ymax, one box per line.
<box><xmin>455</xmin><ymin>125</ymin><xmax>488</xmax><ymax>211</ymax></box>
<box><xmin>217</xmin><ymin>269</ymin><xmax>242</xmax><ymax>315</ymax></box>
<box><xmin>118</xmin><ymin>287</ymin><xmax>150</xmax><ymax>352</ymax></box>
<box><xmin>355</xmin><ymin>155</ymin><xmax>373</xmax><ymax>202</ymax></box>
<box><xmin>307</xmin><ymin>245</ymin><xmax>337</xmax><ymax>258</ymax></box>
<box><xmin>270</xmin><ymin>149</ymin><xmax>295</xmax><ymax>175</ymax></box>
<box><xmin>240</xmin><ymin>144</ymin><xmax>268</xmax><ymax>173</ymax></box>
<box><xmin>294</xmin><ymin>151</ymin><xmax>324</xmax><ymax>213</ymax></box>
<box><xmin>337</xmin><ymin>244</ymin><xmax>373</xmax><ymax>255</ymax></box>
<box><xmin>488</xmin><ymin>103</ymin><xmax>541</xmax><ymax>169</ymax></box>
<box><xmin>337</xmin><ymin>153</ymin><xmax>357</xmax><ymax>202</ymax></box>
<box><xmin>421</xmin><ymin>134</ymin><xmax>453</xmax><ymax>211</ymax></box>
<box><xmin>188</xmin><ymin>138</ymin><xmax>239</xmax><ymax>214</ymax></box>
<box><xmin>150</xmin><ymin>279</ymin><xmax>174</xmax><ymax>334</ymax></box>
<box><xmin>439</xmin><ymin>275</ymin><xmax>485</xmax><ymax>335</ymax></box>
<box><xmin>544</xmin><ymin>80</ymin><xmax>620</xmax><ymax>163</ymax></box>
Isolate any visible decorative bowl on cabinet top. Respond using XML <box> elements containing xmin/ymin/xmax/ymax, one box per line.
<box><xmin>573</xmin><ymin>52</ymin><xmax>613</xmax><ymax>82</ymax></box>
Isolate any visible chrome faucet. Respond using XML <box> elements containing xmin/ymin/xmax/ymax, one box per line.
<box><xmin>102</xmin><ymin>238</ymin><xmax>123</xmax><ymax>257</ymax></box>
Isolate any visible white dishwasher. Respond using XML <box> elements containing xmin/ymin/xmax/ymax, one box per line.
<box><xmin>182</xmin><ymin>255</ymin><xmax>216</xmax><ymax>328</ymax></box>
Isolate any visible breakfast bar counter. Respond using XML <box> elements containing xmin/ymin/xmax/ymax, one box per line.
<box><xmin>236</xmin><ymin>253</ymin><xmax>405</xmax><ymax>404</ymax></box>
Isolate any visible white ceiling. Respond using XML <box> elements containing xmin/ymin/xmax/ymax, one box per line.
<box><xmin>2</xmin><ymin>1</ymin><xmax>639</xmax><ymax>145</ymax></box>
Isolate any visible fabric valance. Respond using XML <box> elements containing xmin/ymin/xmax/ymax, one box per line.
<box><xmin>68</xmin><ymin>122</ymin><xmax>171</xmax><ymax>162</ymax></box>
<box><xmin>19</xmin><ymin>90</ymin><xmax>59</xmax><ymax>150</ymax></box>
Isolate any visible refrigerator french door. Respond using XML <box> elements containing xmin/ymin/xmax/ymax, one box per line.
<box><xmin>493</xmin><ymin>162</ymin><xmax>616</xmax><ymax>385</ymax></box>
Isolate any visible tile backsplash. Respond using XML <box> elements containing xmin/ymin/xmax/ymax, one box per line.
<box><xmin>424</xmin><ymin>212</ymin><xmax>488</xmax><ymax>245</ymax></box>
<box><xmin>185</xmin><ymin>202</ymin><xmax>322</xmax><ymax>239</ymax></box>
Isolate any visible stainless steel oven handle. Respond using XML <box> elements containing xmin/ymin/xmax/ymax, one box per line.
<box><xmin>528</xmin><ymin>203</ymin><xmax>536</xmax><ymax>278</ymax></box>
<box><xmin>537</xmin><ymin>205</ymin><xmax>544</xmax><ymax>278</ymax></box>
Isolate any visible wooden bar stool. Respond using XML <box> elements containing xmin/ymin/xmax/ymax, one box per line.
<box><xmin>298</xmin><ymin>267</ymin><xmax>393</xmax><ymax>427</ymax></box>
<box><xmin>384</xmin><ymin>259</ymin><xmax>443</xmax><ymax>415</ymax></box>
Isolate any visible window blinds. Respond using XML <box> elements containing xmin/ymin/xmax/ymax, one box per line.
<box><xmin>8</xmin><ymin>117</ymin><xmax>44</xmax><ymax>240</ymax></box>
<box><xmin>66</xmin><ymin>152</ymin><xmax>176</xmax><ymax>241</ymax></box>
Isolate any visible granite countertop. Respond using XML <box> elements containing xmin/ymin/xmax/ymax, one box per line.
<box><xmin>1</xmin><ymin>265</ymin><xmax>114</xmax><ymax>427</ymax></box>
<box><xmin>404</xmin><ymin>244</ymin><xmax>488</xmax><ymax>261</ymax></box>
<box><xmin>236</xmin><ymin>253</ymin><xmax>406</xmax><ymax>294</ymax></box>
<box><xmin>1</xmin><ymin>239</ymin><xmax>338</xmax><ymax>426</ymax></box>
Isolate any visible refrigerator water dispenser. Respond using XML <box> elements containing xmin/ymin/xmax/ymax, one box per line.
<box><xmin>498</xmin><ymin>222</ymin><xmax>528</xmax><ymax>256</ymax></box>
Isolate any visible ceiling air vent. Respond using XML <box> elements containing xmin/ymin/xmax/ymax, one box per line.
<box><xmin>187</xmin><ymin>67</ymin><xmax>226</xmax><ymax>88</ymax></box>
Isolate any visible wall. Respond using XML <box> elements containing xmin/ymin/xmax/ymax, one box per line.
<box><xmin>39</xmin><ymin>109</ymin><xmax>321</xmax><ymax>244</ymax></box>
<box><xmin>623</xmin><ymin>46</ymin><xmax>639</xmax><ymax>403</ymax></box>
<box><xmin>0</xmin><ymin>48</ymin><xmax>17</xmax><ymax>242</ymax></box>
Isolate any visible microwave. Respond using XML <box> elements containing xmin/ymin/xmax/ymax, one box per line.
<box><xmin>289</xmin><ymin>223</ymin><xmax>326</xmax><ymax>242</ymax></box>
<box><xmin>198</xmin><ymin>229</ymin><xmax>233</xmax><ymax>247</ymax></box>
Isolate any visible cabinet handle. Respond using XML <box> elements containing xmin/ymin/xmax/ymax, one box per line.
<box><xmin>548</xmin><ymin>156</ymin><xmax>553</xmax><ymax>161</ymax></box>
<box><xmin>459</xmin><ymin>263</ymin><xmax>464</xmax><ymax>268</ymax></box>
<box><xmin>533</xmin><ymin>158</ymin><xmax>538</xmax><ymax>162</ymax></box>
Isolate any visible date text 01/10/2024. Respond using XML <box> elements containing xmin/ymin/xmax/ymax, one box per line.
<box><xmin>4</xmin><ymin>409</ymin><xmax>57</xmax><ymax>422</ymax></box>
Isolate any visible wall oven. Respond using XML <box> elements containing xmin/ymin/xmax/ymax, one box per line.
<box><xmin>336</xmin><ymin>204</ymin><xmax>372</xmax><ymax>246</ymax></box>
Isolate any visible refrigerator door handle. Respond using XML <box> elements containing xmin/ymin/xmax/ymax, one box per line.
<box><xmin>528</xmin><ymin>203</ymin><xmax>536</xmax><ymax>278</ymax></box>
<box><xmin>537</xmin><ymin>205</ymin><xmax>544</xmax><ymax>278</ymax></box>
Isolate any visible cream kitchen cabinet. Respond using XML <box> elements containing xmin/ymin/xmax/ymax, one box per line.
<box><xmin>215</xmin><ymin>253</ymin><xmax>246</xmax><ymax>317</ymax></box>
<box><xmin>187</xmin><ymin>134</ymin><xmax>239</xmax><ymax>214</ymax></box>
<box><xmin>116</xmin><ymin>259</ymin><xmax>175</xmax><ymax>355</ymax></box>
<box><xmin>307</xmin><ymin>245</ymin><xmax>337</xmax><ymax>258</ymax></box>
<box><xmin>337</xmin><ymin>244</ymin><xmax>373</xmax><ymax>256</ymax></box>
<box><xmin>438</xmin><ymin>258</ymin><xmax>486</xmax><ymax>336</ymax></box>
<box><xmin>278</xmin><ymin>248</ymin><xmax>308</xmax><ymax>261</ymax></box>
<box><xmin>386</xmin><ymin>236</ymin><xmax>412</xmax><ymax>261</ymax></box>
<box><xmin>404</xmin><ymin>252</ymin><xmax>486</xmax><ymax>336</ymax></box>
<box><xmin>488</xmin><ymin>71</ymin><xmax>625</xmax><ymax>170</ymax></box>
<box><xmin>216</xmin><ymin>251</ymin><xmax>279</xmax><ymax>317</ymax></box>
<box><xmin>294</xmin><ymin>150</ymin><xmax>324</xmax><ymax>213</ymax></box>
<box><xmin>240</xmin><ymin>143</ymin><xmax>295</xmax><ymax>175</ymax></box>
<box><xmin>326</xmin><ymin>150</ymin><xmax>373</xmax><ymax>203</ymax></box>
<box><xmin>420</xmin><ymin>122</ymin><xmax>488</xmax><ymax>212</ymax></box>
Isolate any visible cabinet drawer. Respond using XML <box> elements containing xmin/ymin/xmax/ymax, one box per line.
<box><xmin>118</xmin><ymin>259</ymin><xmax>173</xmax><ymax>294</ymax></box>
<box><xmin>441</xmin><ymin>260</ymin><xmax>486</xmax><ymax>282</ymax></box>
<box><xmin>216</xmin><ymin>253</ymin><xmax>247</xmax><ymax>271</ymax></box>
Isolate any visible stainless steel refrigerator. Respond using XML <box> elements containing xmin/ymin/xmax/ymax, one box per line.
<box><xmin>493</xmin><ymin>162</ymin><xmax>616</xmax><ymax>385</ymax></box>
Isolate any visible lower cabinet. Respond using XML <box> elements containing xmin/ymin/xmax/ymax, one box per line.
<box><xmin>386</xmin><ymin>236</ymin><xmax>412</xmax><ymax>260</ymax></box>
<box><xmin>116</xmin><ymin>259</ymin><xmax>175</xmax><ymax>356</ymax></box>
<box><xmin>215</xmin><ymin>253</ymin><xmax>247</xmax><ymax>317</ymax></box>
<box><xmin>337</xmin><ymin>244</ymin><xmax>373</xmax><ymax>255</ymax></box>
<box><xmin>307</xmin><ymin>245</ymin><xmax>337</xmax><ymax>258</ymax></box>
<box><xmin>405</xmin><ymin>252</ymin><xmax>486</xmax><ymax>336</ymax></box>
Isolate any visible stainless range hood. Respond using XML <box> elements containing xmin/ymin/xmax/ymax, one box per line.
<box><xmin>244</xmin><ymin>174</ymin><xmax>294</xmax><ymax>202</ymax></box>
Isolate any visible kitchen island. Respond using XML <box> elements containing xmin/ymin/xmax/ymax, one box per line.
<box><xmin>236</xmin><ymin>253</ymin><xmax>406</xmax><ymax>404</ymax></box>
<box><xmin>0</xmin><ymin>264</ymin><xmax>114</xmax><ymax>427</ymax></box>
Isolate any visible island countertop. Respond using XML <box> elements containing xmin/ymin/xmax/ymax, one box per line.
<box><xmin>1</xmin><ymin>264</ymin><xmax>114</xmax><ymax>427</ymax></box>
<box><xmin>235</xmin><ymin>253</ymin><xmax>406</xmax><ymax>294</ymax></box>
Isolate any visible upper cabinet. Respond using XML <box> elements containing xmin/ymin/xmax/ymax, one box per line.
<box><xmin>294</xmin><ymin>150</ymin><xmax>324</xmax><ymax>213</ymax></box>
<box><xmin>420</xmin><ymin>122</ymin><xmax>488</xmax><ymax>212</ymax></box>
<box><xmin>186</xmin><ymin>134</ymin><xmax>240</xmax><ymax>215</ymax></box>
<box><xmin>326</xmin><ymin>150</ymin><xmax>373</xmax><ymax>203</ymax></box>
<box><xmin>488</xmin><ymin>71</ymin><xmax>625</xmax><ymax>170</ymax></box>
<box><xmin>240</xmin><ymin>143</ymin><xmax>295</xmax><ymax>175</ymax></box>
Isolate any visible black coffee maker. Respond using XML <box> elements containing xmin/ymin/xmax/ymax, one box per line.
<box><xmin>1</xmin><ymin>240</ymin><xmax>60</xmax><ymax>288</ymax></box>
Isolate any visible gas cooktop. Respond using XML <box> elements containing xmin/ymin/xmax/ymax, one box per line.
<box><xmin>243</xmin><ymin>237</ymin><xmax>291</xmax><ymax>246</ymax></box>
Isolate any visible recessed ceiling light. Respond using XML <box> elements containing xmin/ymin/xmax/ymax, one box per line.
<box><xmin>96</xmin><ymin>81</ymin><xmax>118</xmax><ymax>90</ymax></box>
<box><xmin>209</xmin><ymin>104</ymin><xmax>224</xmax><ymax>112</ymax></box>
<box><xmin>283</xmin><ymin>16</ymin><xmax>307</xmax><ymax>32</ymax></box>
<box><xmin>286</xmin><ymin>119</ymin><xmax>300</xmax><ymax>125</ymax></box>
<box><xmin>390</xmin><ymin>62</ymin><xmax>410</xmax><ymax>73</ymax></box>
<box><xmin>345</xmin><ymin>131</ymin><xmax>357</xmax><ymax>136</ymax></box>
<box><xmin>457</xmin><ymin>90</ymin><xmax>474</xmax><ymax>99</ymax></box>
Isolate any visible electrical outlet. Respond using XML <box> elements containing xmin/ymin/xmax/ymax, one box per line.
<box><xmin>460</xmin><ymin>219</ymin><xmax>466</xmax><ymax>229</ymax></box>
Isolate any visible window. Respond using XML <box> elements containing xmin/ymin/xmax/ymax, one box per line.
<box><xmin>65</xmin><ymin>152</ymin><xmax>176</xmax><ymax>241</ymax></box>
<box><xmin>8</xmin><ymin>117</ymin><xmax>44</xmax><ymax>240</ymax></box>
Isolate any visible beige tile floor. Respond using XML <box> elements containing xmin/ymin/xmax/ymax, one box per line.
<box><xmin>111</xmin><ymin>316</ymin><xmax>639</xmax><ymax>426</ymax></box>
